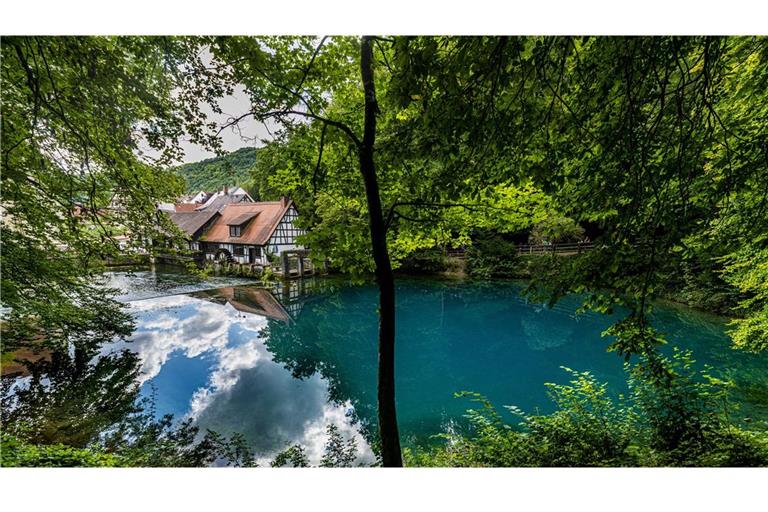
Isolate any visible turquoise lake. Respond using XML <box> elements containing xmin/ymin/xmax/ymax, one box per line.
<box><xmin>102</xmin><ymin>268</ymin><xmax>768</xmax><ymax>464</ymax></box>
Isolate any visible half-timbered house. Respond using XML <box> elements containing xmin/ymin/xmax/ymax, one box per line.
<box><xmin>167</xmin><ymin>196</ymin><xmax>305</xmax><ymax>266</ymax></box>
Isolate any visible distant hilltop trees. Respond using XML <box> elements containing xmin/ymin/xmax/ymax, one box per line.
<box><xmin>175</xmin><ymin>147</ymin><xmax>258</xmax><ymax>195</ymax></box>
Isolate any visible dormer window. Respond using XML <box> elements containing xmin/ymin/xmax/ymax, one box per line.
<box><xmin>225</xmin><ymin>210</ymin><xmax>258</xmax><ymax>239</ymax></box>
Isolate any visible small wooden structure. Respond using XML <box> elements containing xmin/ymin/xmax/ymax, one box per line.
<box><xmin>279</xmin><ymin>249</ymin><xmax>315</xmax><ymax>278</ymax></box>
<box><xmin>191</xmin><ymin>286</ymin><xmax>292</xmax><ymax>322</ymax></box>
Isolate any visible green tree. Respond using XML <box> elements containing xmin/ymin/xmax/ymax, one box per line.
<box><xmin>1</xmin><ymin>36</ymin><xmax>219</xmax><ymax>353</ymax></box>
<box><xmin>203</xmin><ymin>37</ymin><xmax>560</xmax><ymax>464</ymax></box>
<box><xmin>176</xmin><ymin>146</ymin><xmax>259</xmax><ymax>194</ymax></box>
<box><xmin>388</xmin><ymin>36</ymin><xmax>768</xmax><ymax>367</ymax></box>
<box><xmin>201</xmin><ymin>36</ymin><xmax>768</xmax><ymax>463</ymax></box>
<box><xmin>200</xmin><ymin>35</ymin><xmax>405</xmax><ymax>465</ymax></box>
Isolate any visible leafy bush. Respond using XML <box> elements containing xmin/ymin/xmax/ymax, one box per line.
<box><xmin>405</xmin><ymin>350</ymin><xmax>768</xmax><ymax>467</ymax></box>
<box><xmin>397</xmin><ymin>250</ymin><xmax>450</xmax><ymax>274</ymax></box>
<box><xmin>628</xmin><ymin>350</ymin><xmax>768</xmax><ymax>466</ymax></box>
<box><xmin>528</xmin><ymin>216</ymin><xmax>585</xmax><ymax>245</ymax></box>
<box><xmin>466</xmin><ymin>233</ymin><xmax>523</xmax><ymax>278</ymax></box>
<box><xmin>1</xmin><ymin>433</ymin><xmax>121</xmax><ymax>467</ymax></box>
<box><xmin>722</xmin><ymin>246</ymin><xmax>768</xmax><ymax>352</ymax></box>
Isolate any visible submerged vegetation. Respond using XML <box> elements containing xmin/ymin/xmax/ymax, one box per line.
<box><xmin>2</xmin><ymin>35</ymin><xmax>767</xmax><ymax>467</ymax></box>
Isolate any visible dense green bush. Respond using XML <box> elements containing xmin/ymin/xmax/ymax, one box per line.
<box><xmin>528</xmin><ymin>216</ymin><xmax>585</xmax><ymax>245</ymax></box>
<box><xmin>1</xmin><ymin>433</ymin><xmax>121</xmax><ymax>467</ymax></box>
<box><xmin>466</xmin><ymin>233</ymin><xmax>524</xmax><ymax>279</ymax></box>
<box><xmin>397</xmin><ymin>250</ymin><xmax>450</xmax><ymax>274</ymax></box>
<box><xmin>405</xmin><ymin>350</ymin><xmax>768</xmax><ymax>467</ymax></box>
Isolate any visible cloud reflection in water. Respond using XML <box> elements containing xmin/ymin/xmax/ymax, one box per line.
<box><xmin>110</xmin><ymin>291</ymin><xmax>374</xmax><ymax>466</ymax></box>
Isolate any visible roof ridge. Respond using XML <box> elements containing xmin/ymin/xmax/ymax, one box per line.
<box><xmin>224</xmin><ymin>201</ymin><xmax>282</xmax><ymax>207</ymax></box>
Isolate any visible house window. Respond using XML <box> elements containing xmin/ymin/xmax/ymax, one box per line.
<box><xmin>230</xmin><ymin>225</ymin><xmax>242</xmax><ymax>237</ymax></box>
<box><xmin>246</xmin><ymin>246</ymin><xmax>262</xmax><ymax>263</ymax></box>
<box><xmin>233</xmin><ymin>246</ymin><xmax>245</xmax><ymax>257</ymax></box>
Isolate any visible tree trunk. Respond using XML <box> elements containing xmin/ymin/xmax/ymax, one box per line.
<box><xmin>358</xmin><ymin>36</ymin><xmax>403</xmax><ymax>467</ymax></box>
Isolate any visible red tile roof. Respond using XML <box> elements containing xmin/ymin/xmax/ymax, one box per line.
<box><xmin>174</xmin><ymin>203</ymin><xmax>199</xmax><ymax>212</ymax></box>
<box><xmin>200</xmin><ymin>201</ymin><xmax>292</xmax><ymax>246</ymax></box>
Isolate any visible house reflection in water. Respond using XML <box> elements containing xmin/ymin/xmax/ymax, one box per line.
<box><xmin>189</xmin><ymin>278</ymin><xmax>334</xmax><ymax>322</ymax></box>
<box><xmin>190</xmin><ymin>286</ymin><xmax>293</xmax><ymax>322</ymax></box>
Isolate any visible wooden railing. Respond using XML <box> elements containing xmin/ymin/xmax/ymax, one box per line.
<box><xmin>423</xmin><ymin>242</ymin><xmax>594</xmax><ymax>260</ymax></box>
<box><xmin>515</xmin><ymin>241</ymin><xmax>594</xmax><ymax>255</ymax></box>
<box><xmin>445</xmin><ymin>248</ymin><xmax>468</xmax><ymax>259</ymax></box>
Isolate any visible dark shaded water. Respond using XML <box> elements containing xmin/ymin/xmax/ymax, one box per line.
<box><xmin>97</xmin><ymin>270</ymin><xmax>768</xmax><ymax>463</ymax></box>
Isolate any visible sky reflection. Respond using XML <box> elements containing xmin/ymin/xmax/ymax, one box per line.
<box><xmin>109</xmin><ymin>291</ymin><xmax>375</xmax><ymax>466</ymax></box>
<box><xmin>102</xmin><ymin>275</ymin><xmax>768</xmax><ymax>464</ymax></box>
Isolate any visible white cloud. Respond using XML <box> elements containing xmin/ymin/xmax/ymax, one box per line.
<box><xmin>107</xmin><ymin>295</ymin><xmax>253</xmax><ymax>384</ymax></box>
<box><xmin>114</xmin><ymin>291</ymin><xmax>373</xmax><ymax>465</ymax></box>
<box><xmin>187</xmin><ymin>337</ymin><xmax>264</xmax><ymax>418</ymax></box>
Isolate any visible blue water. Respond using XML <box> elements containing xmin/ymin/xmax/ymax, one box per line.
<box><xmin>108</xmin><ymin>273</ymin><xmax>768</xmax><ymax>462</ymax></box>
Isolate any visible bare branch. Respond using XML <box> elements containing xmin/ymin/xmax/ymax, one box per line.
<box><xmin>262</xmin><ymin>109</ymin><xmax>361</xmax><ymax>147</ymax></box>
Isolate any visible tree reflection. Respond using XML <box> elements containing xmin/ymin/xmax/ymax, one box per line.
<box><xmin>261</xmin><ymin>285</ymin><xmax>380</xmax><ymax>447</ymax></box>
<box><xmin>1</xmin><ymin>342</ymin><xmax>259</xmax><ymax>466</ymax></box>
<box><xmin>2</xmin><ymin>347</ymin><xmax>141</xmax><ymax>447</ymax></box>
<box><xmin>2</xmin><ymin>278</ymin><xmax>375</xmax><ymax>467</ymax></box>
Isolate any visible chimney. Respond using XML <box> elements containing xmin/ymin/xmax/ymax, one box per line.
<box><xmin>280</xmin><ymin>196</ymin><xmax>289</xmax><ymax>207</ymax></box>
<box><xmin>224</xmin><ymin>185</ymin><xmax>229</xmax><ymax>195</ymax></box>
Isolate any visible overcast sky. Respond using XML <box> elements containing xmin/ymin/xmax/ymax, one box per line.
<box><xmin>178</xmin><ymin>83</ymin><xmax>278</xmax><ymax>163</ymax></box>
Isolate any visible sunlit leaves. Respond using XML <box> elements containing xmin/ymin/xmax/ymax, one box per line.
<box><xmin>1</xmin><ymin>36</ymin><xmax>206</xmax><ymax>350</ymax></box>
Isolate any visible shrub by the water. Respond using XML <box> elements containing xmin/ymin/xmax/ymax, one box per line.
<box><xmin>1</xmin><ymin>433</ymin><xmax>122</xmax><ymax>467</ymax></box>
<box><xmin>4</xmin><ymin>344</ymin><xmax>766</xmax><ymax>467</ymax></box>
<box><xmin>397</xmin><ymin>250</ymin><xmax>450</xmax><ymax>274</ymax></box>
<box><xmin>466</xmin><ymin>234</ymin><xmax>523</xmax><ymax>279</ymax></box>
<box><xmin>405</xmin><ymin>350</ymin><xmax>768</xmax><ymax>467</ymax></box>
